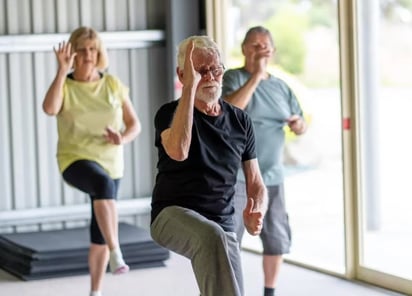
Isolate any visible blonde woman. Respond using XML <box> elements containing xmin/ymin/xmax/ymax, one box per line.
<box><xmin>43</xmin><ymin>26</ymin><xmax>141</xmax><ymax>296</ymax></box>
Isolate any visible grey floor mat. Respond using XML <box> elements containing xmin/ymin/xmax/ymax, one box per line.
<box><xmin>0</xmin><ymin>223</ymin><xmax>169</xmax><ymax>280</ymax></box>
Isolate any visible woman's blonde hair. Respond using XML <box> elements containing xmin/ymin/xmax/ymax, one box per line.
<box><xmin>68</xmin><ymin>26</ymin><xmax>109</xmax><ymax>70</ymax></box>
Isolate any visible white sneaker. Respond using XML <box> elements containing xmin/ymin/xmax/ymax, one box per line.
<box><xmin>109</xmin><ymin>248</ymin><xmax>129</xmax><ymax>275</ymax></box>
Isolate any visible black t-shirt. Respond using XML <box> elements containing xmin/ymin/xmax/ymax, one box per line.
<box><xmin>151</xmin><ymin>99</ymin><xmax>256</xmax><ymax>232</ymax></box>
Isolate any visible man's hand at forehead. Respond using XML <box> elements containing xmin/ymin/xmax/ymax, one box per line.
<box><xmin>183</xmin><ymin>40</ymin><xmax>201</xmax><ymax>87</ymax></box>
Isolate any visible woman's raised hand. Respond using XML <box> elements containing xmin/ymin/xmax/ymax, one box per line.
<box><xmin>53</xmin><ymin>41</ymin><xmax>77</xmax><ymax>73</ymax></box>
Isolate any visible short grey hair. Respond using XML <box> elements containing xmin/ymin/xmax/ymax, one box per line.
<box><xmin>242</xmin><ymin>26</ymin><xmax>275</xmax><ymax>47</ymax></box>
<box><xmin>176</xmin><ymin>35</ymin><xmax>222</xmax><ymax>69</ymax></box>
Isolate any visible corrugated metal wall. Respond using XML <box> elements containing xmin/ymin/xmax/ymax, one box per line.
<box><xmin>0</xmin><ymin>0</ymin><xmax>169</xmax><ymax>231</ymax></box>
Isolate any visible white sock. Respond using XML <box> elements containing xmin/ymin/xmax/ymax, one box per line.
<box><xmin>90</xmin><ymin>291</ymin><xmax>102</xmax><ymax>296</ymax></box>
<box><xmin>109</xmin><ymin>247</ymin><xmax>127</xmax><ymax>273</ymax></box>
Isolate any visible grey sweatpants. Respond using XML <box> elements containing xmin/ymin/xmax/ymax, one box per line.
<box><xmin>150</xmin><ymin>206</ymin><xmax>244</xmax><ymax>296</ymax></box>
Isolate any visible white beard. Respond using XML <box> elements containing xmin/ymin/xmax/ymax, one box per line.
<box><xmin>196</xmin><ymin>83</ymin><xmax>222</xmax><ymax>103</ymax></box>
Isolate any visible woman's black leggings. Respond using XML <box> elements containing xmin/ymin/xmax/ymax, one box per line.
<box><xmin>62</xmin><ymin>160</ymin><xmax>120</xmax><ymax>244</ymax></box>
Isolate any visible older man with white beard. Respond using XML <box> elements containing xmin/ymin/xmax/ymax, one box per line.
<box><xmin>150</xmin><ymin>35</ymin><xmax>268</xmax><ymax>296</ymax></box>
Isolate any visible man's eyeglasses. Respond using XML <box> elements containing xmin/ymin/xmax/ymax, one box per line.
<box><xmin>197</xmin><ymin>65</ymin><xmax>225</xmax><ymax>78</ymax></box>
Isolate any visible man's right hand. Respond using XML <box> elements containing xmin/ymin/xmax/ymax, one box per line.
<box><xmin>243</xmin><ymin>197</ymin><xmax>264</xmax><ymax>236</ymax></box>
<box><xmin>182</xmin><ymin>40</ymin><xmax>201</xmax><ymax>88</ymax></box>
<box><xmin>252</xmin><ymin>48</ymin><xmax>272</xmax><ymax>79</ymax></box>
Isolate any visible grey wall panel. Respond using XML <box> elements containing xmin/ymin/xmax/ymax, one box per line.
<box><xmin>0</xmin><ymin>54</ymin><xmax>13</xmax><ymax>212</ymax></box>
<box><xmin>55</xmin><ymin>0</ymin><xmax>81</xmax><ymax>32</ymax></box>
<box><xmin>147</xmin><ymin>0</ymin><xmax>167</xmax><ymax>29</ymax></box>
<box><xmin>79</xmin><ymin>0</ymin><xmax>105</xmax><ymax>29</ymax></box>
<box><xmin>32</xmin><ymin>0</ymin><xmax>58</xmax><ymax>33</ymax></box>
<box><xmin>147</xmin><ymin>47</ymin><xmax>169</xmax><ymax>186</ymax></box>
<box><xmin>6</xmin><ymin>0</ymin><xmax>32</xmax><ymax>34</ymax></box>
<box><xmin>128</xmin><ymin>0</ymin><xmax>148</xmax><ymax>29</ymax></box>
<box><xmin>9</xmin><ymin>53</ymin><xmax>38</xmax><ymax>209</ymax></box>
<box><xmin>0</xmin><ymin>0</ymin><xmax>6</xmax><ymax>34</ymax></box>
<box><xmin>33</xmin><ymin>52</ymin><xmax>63</xmax><ymax>208</ymax></box>
<box><xmin>129</xmin><ymin>49</ymin><xmax>153</xmax><ymax>198</ymax></box>
<box><xmin>0</xmin><ymin>0</ymin><xmax>165</xmax><ymax>215</ymax></box>
<box><xmin>0</xmin><ymin>0</ymin><xmax>191</xmax><ymax>231</ymax></box>
<box><xmin>104</xmin><ymin>0</ymin><xmax>129</xmax><ymax>30</ymax></box>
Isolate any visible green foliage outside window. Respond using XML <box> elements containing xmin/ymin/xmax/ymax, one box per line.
<box><xmin>264</xmin><ymin>6</ymin><xmax>308</xmax><ymax>75</ymax></box>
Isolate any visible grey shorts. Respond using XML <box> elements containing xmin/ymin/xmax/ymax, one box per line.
<box><xmin>233</xmin><ymin>182</ymin><xmax>291</xmax><ymax>255</ymax></box>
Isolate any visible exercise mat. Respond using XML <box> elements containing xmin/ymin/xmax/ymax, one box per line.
<box><xmin>0</xmin><ymin>223</ymin><xmax>169</xmax><ymax>280</ymax></box>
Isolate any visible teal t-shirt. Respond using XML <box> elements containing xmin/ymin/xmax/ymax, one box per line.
<box><xmin>222</xmin><ymin>68</ymin><xmax>303</xmax><ymax>185</ymax></box>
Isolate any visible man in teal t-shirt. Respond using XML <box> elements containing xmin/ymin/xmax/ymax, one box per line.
<box><xmin>222</xmin><ymin>26</ymin><xmax>307</xmax><ymax>296</ymax></box>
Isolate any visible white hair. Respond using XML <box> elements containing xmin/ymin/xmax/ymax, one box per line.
<box><xmin>176</xmin><ymin>35</ymin><xmax>222</xmax><ymax>69</ymax></box>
